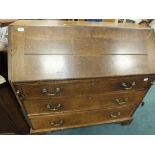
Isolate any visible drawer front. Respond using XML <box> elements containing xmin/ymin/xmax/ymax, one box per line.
<box><xmin>23</xmin><ymin>91</ymin><xmax>146</xmax><ymax>116</ymax></box>
<box><xmin>29</xmin><ymin>105</ymin><xmax>136</xmax><ymax>130</ymax></box>
<box><xmin>14</xmin><ymin>75</ymin><xmax>154</xmax><ymax>99</ymax></box>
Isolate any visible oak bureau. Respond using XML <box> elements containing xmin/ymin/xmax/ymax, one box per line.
<box><xmin>8</xmin><ymin>20</ymin><xmax>155</xmax><ymax>133</ymax></box>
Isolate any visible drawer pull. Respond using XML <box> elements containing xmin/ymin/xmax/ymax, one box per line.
<box><xmin>46</xmin><ymin>103</ymin><xmax>62</xmax><ymax>111</ymax></box>
<box><xmin>114</xmin><ymin>98</ymin><xmax>128</xmax><ymax>105</ymax></box>
<box><xmin>16</xmin><ymin>90</ymin><xmax>25</xmax><ymax>100</ymax></box>
<box><xmin>121</xmin><ymin>82</ymin><xmax>136</xmax><ymax>90</ymax></box>
<box><xmin>50</xmin><ymin>119</ymin><xmax>64</xmax><ymax>127</ymax></box>
<box><xmin>41</xmin><ymin>87</ymin><xmax>61</xmax><ymax>96</ymax></box>
<box><xmin>41</xmin><ymin>88</ymin><xmax>48</xmax><ymax>93</ymax></box>
<box><xmin>109</xmin><ymin>112</ymin><xmax>121</xmax><ymax>118</ymax></box>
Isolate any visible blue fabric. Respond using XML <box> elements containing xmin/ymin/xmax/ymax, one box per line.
<box><xmin>85</xmin><ymin>19</ymin><xmax>103</xmax><ymax>22</ymax></box>
<box><xmin>47</xmin><ymin>84</ymin><xmax>155</xmax><ymax>135</ymax></box>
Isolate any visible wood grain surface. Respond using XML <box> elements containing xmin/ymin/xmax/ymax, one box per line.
<box><xmin>23</xmin><ymin>90</ymin><xmax>146</xmax><ymax>116</ymax></box>
<box><xmin>29</xmin><ymin>105</ymin><xmax>136</xmax><ymax>131</ymax></box>
<box><xmin>8</xmin><ymin>20</ymin><xmax>155</xmax><ymax>82</ymax></box>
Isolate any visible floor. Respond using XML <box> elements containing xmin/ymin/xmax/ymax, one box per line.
<box><xmin>47</xmin><ymin>84</ymin><xmax>155</xmax><ymax>135</ymax></box>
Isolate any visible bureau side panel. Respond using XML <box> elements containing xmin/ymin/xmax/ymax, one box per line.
<box><xmin>8</xmin><ymin>26</ymin><xmax>25</xmax><ymax>82</ymax></box>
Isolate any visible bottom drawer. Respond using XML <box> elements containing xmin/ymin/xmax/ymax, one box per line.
<box><xmin>29</xmin><ymin>105</ymin><xmax>137</xmax><ymax>131</ymax></box>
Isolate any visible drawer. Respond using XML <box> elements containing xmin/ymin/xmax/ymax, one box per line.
<box><xmin>14</xmin><ymin>75</ymin><xmax>155</xmax><ymax>100</ymax></box>
<box><xmin>23</xmin><ymin>90</ymin><xmax>146</xmax><ymax>116</ymax></box>
<box><xmin>29</xmin><ymin>105</ymin><xmax>136</xmax><ymax>131</ymax></box>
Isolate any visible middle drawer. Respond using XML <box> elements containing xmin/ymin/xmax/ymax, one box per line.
<box><xmin>23</xmin><ymin>90</ymin><xmax>146</xmax><ymax>116</ymax></box>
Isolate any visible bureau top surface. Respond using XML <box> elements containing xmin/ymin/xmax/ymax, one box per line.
<box><xmin>9</xmin><ymin>20</ymin><xmax>155</xmax><ymax>82</ymax></box>
<box><xmin>11</xmin><ymin>20</ymin><xmax>148</xmax><ymax>28</ymax></box>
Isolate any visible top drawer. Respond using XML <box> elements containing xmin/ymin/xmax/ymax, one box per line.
<box><xmin>14</xmin><ymin>75</ymin><xmax>155</xmax><ymax>100</ymax></box>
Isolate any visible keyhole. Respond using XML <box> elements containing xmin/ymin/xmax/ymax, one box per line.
<box><xmin>91</xmin><ymin>82</ymin><xmax>96</xmax><ymax>87</ymax></box>
<box><xmin>88</xmin><ymin>96</ymin><xmax>93</xmax><ymax>100</ymax></box>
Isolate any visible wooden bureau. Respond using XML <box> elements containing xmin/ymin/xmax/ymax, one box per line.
<box><xmin>8</xmin><ymin>20</ymin><xmax>155</xmax><ymax>133</ymax></box>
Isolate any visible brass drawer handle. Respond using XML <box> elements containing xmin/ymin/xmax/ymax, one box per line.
<box><xmin>109</xmin><ymin>112</ymin><xmax>121</xmax><ymax>118</ymax></box>
<box><xmin>46</xmin><ymin>103</ymin><xmax>62</xmax><ymax>111</ymax></box>
<box><xmin>41</xmin><ymin>87</ymin><xmax>61</xmax><ymax>96</ymax></box>
<box><xmin>114</xmin><ymin>98</ymin><xmax>128</xmax><ymax>105</ymax></box>
<box><xmin>16</xmin><ymin>90</ymin><xmax>25</xmax><ymax>100</ymax></box>
<box><xmin>50</xmin><ymin>119</ymin><xmax>64</xmax><ymax>127</ymax></box>
<box><xmin>41</xmin><ymin>88</ymin><xmax>48</xmax><ymax>93</ymax></box>
<box><xmin>121</xmin><ymin>82</ymin><xmax>136</xmax><ymax>90</ymax></box>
